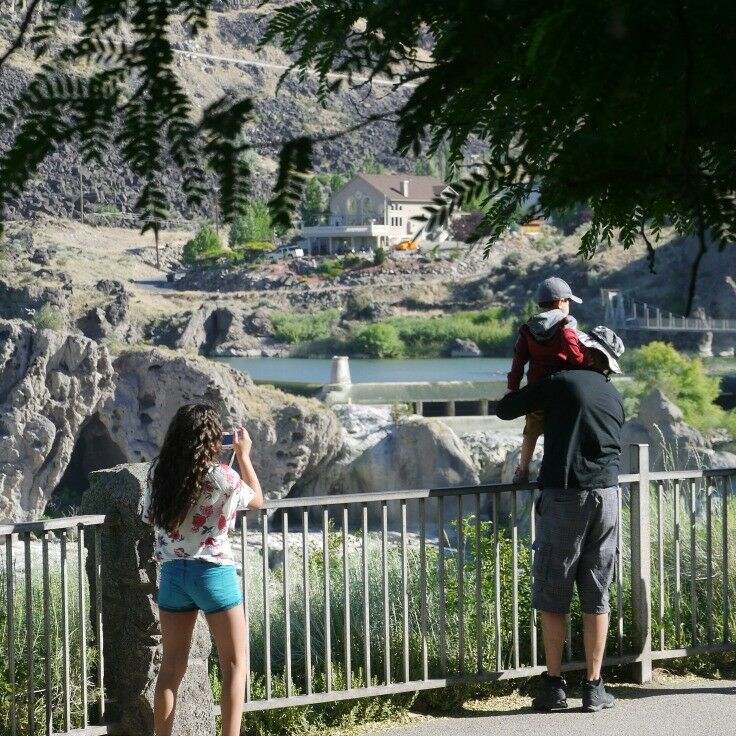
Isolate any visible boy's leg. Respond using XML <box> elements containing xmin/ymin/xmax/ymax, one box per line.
<box><xmin>516</xmin><ymin>411</ymin><xmax>544</xmax><ymax>480</ymax></box>
<box><xmin>517</xmin><ymin>433</ymin><xmax>535</xmax><ymax>480</ymax></box>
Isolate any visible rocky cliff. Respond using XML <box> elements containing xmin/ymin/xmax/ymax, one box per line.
<box><xmin>0</xmin><ymin>320</ymin><xmax>343</xmax><ymax>521</ymax></box>
<box><xmin>0</xmin><ymin>320</ymin><xmax>115</xmax><ymax>520</ymax></box>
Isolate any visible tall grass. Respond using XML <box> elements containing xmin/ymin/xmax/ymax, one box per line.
<box><xmin>0</xmin><ymin>540</ymin><xmax>100</xmax><ymax>734</ymax></box>
<box><xmin>2</xmin><ymin>485</ymin><xmax>734</xmax><ymax>735</ymax></box>
<box><xmin>383</xmin><ymin>308</ymin><xmax>515</xmax><ymax>357</ymax></box>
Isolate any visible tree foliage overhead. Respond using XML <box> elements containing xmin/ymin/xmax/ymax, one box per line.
<box><xmin>262</xmin><ymin>0</ymin><xmax>736</xmax><ymax>313</ymax></box>
<box><xmin>0</xmin><ymin>0</ymin><xmax>254</xmax><ymax>236</ymax></box>
<box><xmin>1</xmin><ymin>1</ymin><xmax>735</xmax><ymax>311</ymax></box>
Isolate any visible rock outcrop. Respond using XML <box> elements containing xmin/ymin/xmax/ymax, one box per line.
<box><xmin>0</xmin><ymin>276</ymin><xmax>72</xmax><ymax>322</ymax></box>
<box><xmin>449</xmin><ymin>338</ymin><xmax>482</xmax><ymax>358</ymax></box>
<box><xmin>97</xmin><ymin>348</ymin><xmax>343</xmax><ymax>502</ymax></box>
<box><xmin>150</xmin><ymin>303</ymin><xmax>288</xmax><ymax>357</ymax></box>
<box><xmin>0</xmin><ymin>324</ymin><xmax>343</xmax><ymax>520</ymax></box>
<box><xmin>621</xmin><ymin>388</ymin><xmax>736</xmax><ymax>471</ymax></box>
<box><xmin>0</xmin><ymin>320</ymin><xmax>115</xmax><ymax>520</ymax></box>
<box><xmin>77</xmin><ymin>279</ymin><xmax>139</xmax><ymax>343</ymax></box>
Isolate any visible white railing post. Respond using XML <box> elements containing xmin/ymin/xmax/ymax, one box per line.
<box><xmin>630</xmin><ymin>444</ymin><xmax>653</xmax><ymax>683</ymax></box>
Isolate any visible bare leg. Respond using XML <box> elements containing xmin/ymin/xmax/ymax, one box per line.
<box><xmin>154</xmin><ymin>610</ymin><xmax>198</xmax><ymax>736</ymax></box>
<box><xmin>540</xmin><ymin>611</ymin><xmax>567</xmax><ymax>677</ymax></box>
<box><xmin>207</xmin><ymin>605</ymin><xmax>247</xmax><ymax>736</ymax></box>
<box><xmin>517</xmin><ymin>434</ymin><xmax>536</xmax><ymax>480</ymax></box>
<box><xmin>583</xmin><ymin>613</ymin><xmax>609</xmax><ymax>680</ymax></box>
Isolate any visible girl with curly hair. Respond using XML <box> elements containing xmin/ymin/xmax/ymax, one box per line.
<box><xmin>142</xmin><ymin>403</ymin><xmax>264</xmax><ymax>736</ymax></box>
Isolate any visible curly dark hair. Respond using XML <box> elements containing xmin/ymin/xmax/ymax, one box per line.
<box><xmin>147</xmin><ymin>404</ymin><xmax>223</xmax><ymax>532</ymax></box>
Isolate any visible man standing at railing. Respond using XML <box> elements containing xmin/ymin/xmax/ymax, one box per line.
<box><xmin>496</xmin><ymin>326</ymin><xmax>625</xmax><ymax>713</ymax></box>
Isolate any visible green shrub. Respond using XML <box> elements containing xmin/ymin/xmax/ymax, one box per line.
<box><xmin>628</xmin><ymin>342</ymin><xmax>736</xmax><ymax>433</ymax></box>
<box><xmin>351</xmin><ymin>323</ymin><xmax>404</xmax><ymax>358</ymax></box>
<box><xmin>272</xmin><ymin>310</ymin><xmax>340</xmax><ymax>344</ymax></box>
<box><xmin>32</xmin><ymin>302</ymin><xmax>64</xmax><ymax>331</ymax></box>
<box><xmin>318</xmin><ymin>259</ymin><xmax>344</xmax><ymax>279</ymax></box>
<box><xmin>182</xmin><ymin>225</ymin><xmax>224</xmax><ymax>265</ymax></box>
<box><xmin>234</xmin><ymin>240</ymin><xmax>275</xmax><ymax>262</ymax></box>
<box><xmin>373</xmin><ymin>246</ymin><xmax>387</xmax><ymax>266</ymax></box>
<box><xmin>229</xmin><ymin>201</ymin><xmax>273</xmax><ymax>247</ymax></box>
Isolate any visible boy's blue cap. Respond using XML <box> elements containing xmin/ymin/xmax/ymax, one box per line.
<box><xmin>535</xmin><ymin>277</ymin><xmax>582</xmax><ymax>304</ymax></box>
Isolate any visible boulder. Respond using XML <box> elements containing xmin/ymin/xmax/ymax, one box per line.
<box><xmin>621</xmin><ymin>388</ymin><xmax>736</xmax><ymax>471</ymax></box>
<box><xmin>459</xmin><ymin>430</ymin><xmax>542</xmax><ymax>485</ymax></box>
<box><xmin>296</xmin><ymin>404</ymin><xmax>479</xmax><ymax>526</ymax></box>
<box><xmin>244</xmin><ymin>307</ymin><xmax>274</xmax><ymax>337</ymax></box>
<box><xmin>0</xmin><ymin>320</ymin><xmax>114</xmax><ymax>521</ymax></box>
<box><xmin>97</xmin><ymin>348</ymin><xmax>343</xmax><ymax>502</ymax></box>
<box><xmin>449</xmin><ymin>338</ymin><xmax>482</xmax><ymax>358</ymax></box>
<box><xmin>30</xmin><ymin>248</ymin><xmax>50</xmax><ymax>265</ymax></box>
<box><xmin>77</xmin><ymin>283</ymin><xmax>135</xmax><ymax>342</ymax></box>
<box><xmin>82</xmin><ymin>464</ymin><xmax>215</xmax><ymax>736</ymax></box>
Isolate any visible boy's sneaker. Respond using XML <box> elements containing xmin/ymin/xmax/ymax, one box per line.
<box><xmin>581</xmin><ymin>677</ymin><xmax>616</xmax><ymax>712</ymax></box>
<box><xmin>531</xmin><ymin>672</ymin><xmax>568</xmax><ymax>711</ymax></box>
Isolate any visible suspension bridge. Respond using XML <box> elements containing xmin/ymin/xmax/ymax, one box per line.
<box><xmin>601</xmin><ymin>289</ymin><xmax>736</xmax><ymax>334</ymax></box>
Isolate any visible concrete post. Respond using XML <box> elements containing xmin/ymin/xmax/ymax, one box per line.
<box><xmin>82</xmin><ymin>464</ymin><xmax>216</xmax><ymax>736</ymax></box>
<box><xmin>330</xmin><ymin>355</ymin><xmax>352</xmax><ymax>386</ymax></box>
<box><xmin>629</xmin><ymin>444</ymin><xmax>653</xmax><ymax>684</ymax></box>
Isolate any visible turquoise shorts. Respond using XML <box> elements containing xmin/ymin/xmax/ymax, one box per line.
<box><xmin>158</xmin><ymin>559</ymin><xmax>242</xmax><ymax>614</ymax></box>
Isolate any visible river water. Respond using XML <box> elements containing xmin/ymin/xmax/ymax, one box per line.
<box><xmin>214</xmin><ymin>357</ymin><xmax>512</xmax><ymax>384</ymax></box>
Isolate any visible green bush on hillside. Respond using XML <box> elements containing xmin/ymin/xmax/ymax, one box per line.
<box><xmin>32</xmin><ymin>302</ymin><xmax>64</xmax><ymax>331</ymax></box>
<box><xmin>318</xmin><ymin>259</ymin><xmax>344</xmax><ymax>279</ymax></box>
<box><xmin>272</xmin><ymin>310</ymin><xmax>340</xmax><ymax>344</ymax></box>
<box><xmin>229</xmin><ymin>201</ymin><xmax>273</xmax><ymax>247</ymax></box>
<box><xmin>182</xmin><ymin>225</ymin><xmax>224</xmax><ymax>265</ymax></box>
<box><xmin>373</xmin><ymin>246</ymin><xmax>387</xmax><ymax>266</ymax></box>
<box><xmin>627</xmin><ymin>341</ymin><xmax>736</xmax><ymax>433</ymax></box>
<box><xmin>351</xmin><ymin>323</ymin><xmax>404</xmax><ymax>358</ymax></box>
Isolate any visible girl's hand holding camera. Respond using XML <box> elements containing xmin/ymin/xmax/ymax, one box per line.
<box><xmin>231</xmin><ymin>427</ymin><xmax>252</xmax><ymax>457</ymax></box>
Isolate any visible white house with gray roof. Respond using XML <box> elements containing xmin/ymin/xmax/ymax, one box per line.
<box><xmin>301</xmin><ymin>174</ymin><xmax>454</xmax><ymax>255</ymax></box>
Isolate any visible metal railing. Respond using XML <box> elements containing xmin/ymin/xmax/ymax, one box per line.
<box><xmin>0</xmin><ymin>516</ymin><xmax>111</xmax><ymax>736</ymax></box>
<box><xmin>233</xmin><ymin>445</ymin><xmax>735</xmax><ymax>710</ymax></box>
<box><xmin>1</xmin><ymin>447</ymin><xmax>734</xmax><ymax>733</ymax></box>
<box><xmin>602</xmin><ymin>290</ymin><xmax>736</xmax><ymax>333</ymax></box>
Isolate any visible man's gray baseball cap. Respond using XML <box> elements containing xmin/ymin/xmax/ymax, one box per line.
<box><xmin>535</xmin><ymin>276</ymin><xmax>582</xmax><ymax>304</ymax></box>
<box><xmin>578</xmin><ymin>325</ymin><xmax>625</xmax><ymax>374</ymax></box>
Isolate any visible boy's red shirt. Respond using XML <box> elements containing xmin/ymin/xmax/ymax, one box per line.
<box><xmin>507</xmin><ymin>317</ymin><xmax>586</xmax><ymax>391</ymax></box>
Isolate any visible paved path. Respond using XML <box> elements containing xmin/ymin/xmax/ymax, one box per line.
<box><xmin>376</xmin><ymin>679</ymin><xmax>736</xmax><ymax>736</ymax></box>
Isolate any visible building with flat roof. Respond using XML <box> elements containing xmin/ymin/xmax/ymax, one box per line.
<box><xmin>301</xmin><ymin>174</ymin><xmax>454</xmax><ymax>255</ymax></box>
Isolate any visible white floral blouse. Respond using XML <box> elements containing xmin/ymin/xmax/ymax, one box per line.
<box><xmin>142</xmin><ymin>463</ymin><xmax>255</xmax><ymax>565</ymax></box>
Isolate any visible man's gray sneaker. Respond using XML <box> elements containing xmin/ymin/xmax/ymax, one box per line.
<box><xmin>581</xmin><ymin>677</ymin><xmax>615</xmax><ymax>712</ymax></box>
<box><xmin>532</xmin><ymin>672</ymin><xmax>568</xmax><ymax>711</ymax></box>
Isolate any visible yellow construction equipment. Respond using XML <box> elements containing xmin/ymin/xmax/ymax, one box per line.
<box><xmin>394</xmin><ymin>239</ymin><xmax>418</xmax><ymax>250</ymax></box>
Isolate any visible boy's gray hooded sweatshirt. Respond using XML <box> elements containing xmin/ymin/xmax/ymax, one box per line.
<box><xmin>526</xmin><ymin>309</ymin><xmax>578</xmax><ymax>342</ymax></box>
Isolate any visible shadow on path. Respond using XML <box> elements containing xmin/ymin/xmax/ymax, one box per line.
<box><xmin>435</xmin><ymin>681</ymin><xmax>736</xmax><ymax>720</ymax></box>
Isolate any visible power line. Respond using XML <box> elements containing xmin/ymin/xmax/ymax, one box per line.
<box><xmin>64</xmin><ymin>30</ymin><xmax>419</xmax><ymax>90</ymax></box>
<box><xmin>172</xmin><ymin>48</ymin><xmax>419</xmax><ymax>90</ymax></box>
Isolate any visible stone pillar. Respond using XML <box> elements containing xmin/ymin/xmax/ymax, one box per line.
<box><xmin>82</xmin><ymin>464</ymin><xmax>216</xmax><ymax>736</ymax></box>
<box><xmin>698</xmin><ymin>330</ymin><xmax>713</xmax><ymax>357</ymax></box>
<box><xmin>330</xmin><ymin>355</ymin><xmax>352</xmax><ymax>386</ymax></box>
